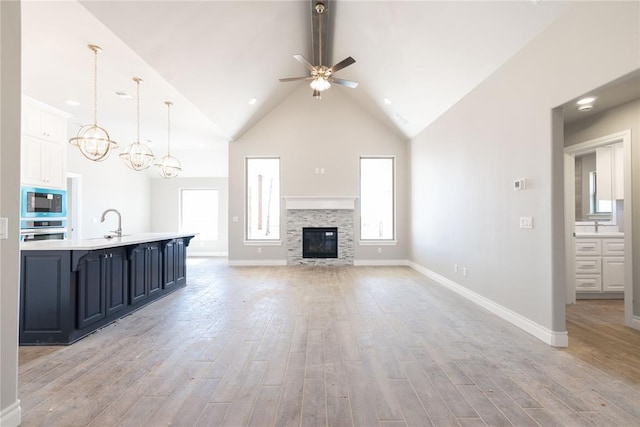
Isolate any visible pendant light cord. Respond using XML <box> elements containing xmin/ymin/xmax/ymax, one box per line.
<box><xmin>135</xmin><ymin>78</ymin><xmax>141</xmax><ymax>143</ymax></box>
<box><xmin>166</xmin><ymin>101</ymin><xmax>172</xmax><ymax>156</ymax></box>
<box><xmin>93</xmin><ymin>47</ymin><xmax>98</xmax><ymax>126</ymax></box>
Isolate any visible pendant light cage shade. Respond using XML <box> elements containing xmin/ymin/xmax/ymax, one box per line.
<box><xmin>120</xmin><ymin>141</ymin><xmax>155</xmax><ymax>170</ymax></box>
<box><xmin>156</xmin><ymin>154</ymin><xmax>182</xmax><ymax>179</ymax></box>
<box><xmin>69</xmin><ymin>124</ymin><xmax>117</xmax><ymax>162</ymax></box>
<box><xmin>69</xmin><ymin>44</ymin><xmax>118</xmax><ymax>161</ymax></box>
<box><xmin>155</xmin><ymin>101</ymin><xmax>182</xmax><ymax>179</ymax></box>
<box><xmin>120</xmin><ymin>77</ymin><xmax>155</xmax><ymax>170</ymax></box>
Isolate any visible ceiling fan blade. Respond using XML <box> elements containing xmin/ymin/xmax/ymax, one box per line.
<box><xmin>329</xmin><ymin>56</ymin><xmax>356</xmax><ymax>74</ymax></box>
<box><xmin>329</xmin><ymin>77</ymin><xmax>359</xmax><ymax>89</ymax></box>
<box><xmin>279</xmin><ymin>76</ymin><xmax>313</xmax><ymax>82</ymax></box>
<box><xmin>294</xmin><ymin>54</ymin><xmax>316</xmax><ymax>73</ymax></box>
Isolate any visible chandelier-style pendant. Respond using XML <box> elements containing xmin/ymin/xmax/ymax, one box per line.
<box><xmin>120</xmin><ymin>77</ymin><xmax>155</xmax><ymax>170</ymax></box>
<box><xmin>69</xmin><ymin>44</ymin><xmax>118</xmax><ymax>161</ymax></box>
<box><xmin>155</xmin><ymin>101</ymin><xmax>182</xmax><ymax>179</ymax></box>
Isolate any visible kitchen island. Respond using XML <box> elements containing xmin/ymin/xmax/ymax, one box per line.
<box><xmin>20</xmin><ymin>232</ymin><xmax>195</xmax><ymax>345</ymax></box>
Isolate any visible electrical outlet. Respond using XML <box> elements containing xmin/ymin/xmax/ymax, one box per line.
<box><xmin>454</xmin><ymin>264</ymin><xmax>459</xmax><ymax>274</ymax></box>
<box><xmin>462</xmin><ymin>267</ymin><xmax>468</xmax><ymax>277</ymax></box>
<box><xmin>377</xmin><ymin>247</ymin><xmax>382</xmax><ymax>253</ymax></box>
<box><xmin>257</xmin><ymin>247</ymin><xmax>262</xmax><ymax>254</ymax></box>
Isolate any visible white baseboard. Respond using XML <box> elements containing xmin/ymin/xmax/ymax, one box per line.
<box><xmin>0</xmin><ymin>400</ymin><xmax>21</xmax><ymax>427</ymax></box>
<box><xmin>408</xmin><ymin>261</ymin><xmax>568</xmax><ymax>348</ymax></box>
<box><xmin>354</xmin><ymin>259</ymin><xmax>410</xmax><ymax>266</ymax></box>
<box><xmin>188</xmin><ymin>252</ymin><xmax>228</xmax><ymax>257</ymax></box>
<box><xmin>227</xmin><ymin>259</ymin><xmax>287</xmax><ymax>266</ymax></box>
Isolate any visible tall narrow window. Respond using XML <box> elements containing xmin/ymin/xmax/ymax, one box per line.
<box><xmin>180</xmin><ymin>189</ymin><xmax>219</xmax><ymax>240</ymax></box>
<box><xmin>360</xmin><ymin>157</ymin><xmax>395</xmax><ymax>240</ymax></box>
<box><xmin>246</xmin><ymin>157</ymin><xmax>280</xmax><ymax>240</ymax></box>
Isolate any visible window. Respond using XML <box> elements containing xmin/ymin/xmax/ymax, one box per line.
<box><xmin>246</xmin><ymin>157</ymin><xmax>280</xmax><ymax>240</ymax></box>
<box><xmin>180</xmin><ymin>189</ymin><xmax>219</xmax><ymax>240</ymax></box>
<box><xmin>360</xmin><ymin>157</ymin><xmax>395</xmax><ymax>240</ymax></box>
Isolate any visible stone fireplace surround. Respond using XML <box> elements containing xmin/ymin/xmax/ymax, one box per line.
<box><xmin>284</xmin><ymin>197</ymin><xmax>356</xmax><ymax>265</ymax></box>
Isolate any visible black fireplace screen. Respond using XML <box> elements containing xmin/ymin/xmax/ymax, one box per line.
<box><xmin>302</xmin><ymin>227</ymin><xmax>338</xmax><ymax>258</ymax></box>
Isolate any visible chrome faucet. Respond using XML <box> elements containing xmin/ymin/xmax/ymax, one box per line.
<box><xmin>100</xmin><ymin>209</ymin><xmax>122</xmax><ymax>238</ymax></box>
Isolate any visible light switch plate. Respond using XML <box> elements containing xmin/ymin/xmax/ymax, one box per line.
<box><xmin>519</xmin><ymin>216</ymin><xmax>533</xmax><ymax>229</ymax></box>
<box><xmin>0</xmin><ymin>217</ymin><xmax>8</xmax><ymax>239</ymax></box>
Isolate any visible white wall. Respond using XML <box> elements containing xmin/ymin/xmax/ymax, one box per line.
<box><xmin>67</xmin><ymin>146</ymin><xmax>152</xmax><ymax>238</ymax></box>
<box><xmin>150</xmin><ymin>176</ymin><xmax>229</xmax><ymax>255</ymax></box>
<box><xmin>565</xmin><ymin>97</ymin><xmax>640</xmax><ymax>314</ymax></box>
<box><xmin>0</xmin><ymin>2</ymin><xmax>22</xmax><ymax>425</ymax></box>
<box><xmin>409</xmin><ymin>1</ymin><xmax>639</xmax><ymax>343</ymax></box>
<box><xmin>228</xmin><ymin>84</ymin><xmax>408</xmax><ymax>262</ymax></box>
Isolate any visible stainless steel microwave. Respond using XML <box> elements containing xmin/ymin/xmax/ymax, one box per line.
<box><xmin>20</xmin><ymin>186</ymin><xmax>67</xmax><ymax>219</ymax></box>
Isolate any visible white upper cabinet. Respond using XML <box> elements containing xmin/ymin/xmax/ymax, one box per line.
<box><xmin>21</xmin><ymin>135</ymin><xmax>66</xmax><ymax>189</ymax></box>
<box><xmin>21</xmin><ymin>96</ymin><xmax>69</xmax><ymax>189</ymax></box>
<box><xmin>595</xmin><ymin>143</ymin><xmax>624</xmax><ymax>203</ymax></box>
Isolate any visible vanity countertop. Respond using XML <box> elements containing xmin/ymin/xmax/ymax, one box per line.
<box><xmin>574</xmin><ymin>232</ymin><xmax>624</xmax><ymax>238</ymax></box>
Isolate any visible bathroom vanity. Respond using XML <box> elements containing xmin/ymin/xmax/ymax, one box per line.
<box><xmin>575</xmin><ymin>232</ymin><xmax>624</xmax><ymax>297</ymax></box>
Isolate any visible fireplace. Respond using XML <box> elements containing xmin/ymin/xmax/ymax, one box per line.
<box><xmin>302</xmin><ymin>227</ymin><xmax>338</xmax><ymax>258</ymax></box>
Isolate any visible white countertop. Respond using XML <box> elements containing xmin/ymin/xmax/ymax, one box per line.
<box><xmin>21</xmin><ymin>232</ymin><xmax>196</xmax><ymax>251</ymax></box>
<box><xmin>575</xmin><ymin>232</ymin><xmax>624</xmax><ymax>238</ymax></box>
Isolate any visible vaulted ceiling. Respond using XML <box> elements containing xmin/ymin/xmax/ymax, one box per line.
<box><xmin>21</xmin><ymin>1</ymin><xmax>571</xmax><ymax>174</ymax></box>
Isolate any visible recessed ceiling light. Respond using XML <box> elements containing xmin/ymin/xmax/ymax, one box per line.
<box><xmin>578</xmin><ymin>104</ymin><xmax>593</xmax><ymax>112</ymax></box>
<box><xmin>114</xmin><ymin>91</ymin><xmax>134</xmax><ymax>100</ymax></box>
<box><xmin>248</xmin><ymin>97</ymin><xmax>257</xmax><ymax>105</ymax></box>
<box><xmin>577</xmin><ymin>96</ymin><xmax>597</xmax><ymax>105</ymax></box>
<box><xmin>384</xmin><ymin>98</ymin><xmax>392</xmax><ymax>105</ymax></box>
<box><xmin>65</xmin><ymin>99</ymin><xmax>80</xmax><ymax>106</ymax></box>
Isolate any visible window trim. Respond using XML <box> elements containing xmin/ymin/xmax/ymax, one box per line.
<box><xmin>245</xmin><ymin>156</ymin><xmax>282</xmax><ymax>242</ymax></box>
<box><xmin>359</xmin><ymin>155</ymin><xmax>396</xmax><ymax>242</ymax></box>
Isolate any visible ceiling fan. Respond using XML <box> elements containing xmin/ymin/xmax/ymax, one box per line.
<box><xmin>279</xmin><ymin>1</ymin><xmax>358</xmax><ymax>99</ymax></box>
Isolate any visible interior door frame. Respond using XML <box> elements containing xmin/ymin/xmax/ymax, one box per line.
<box><xmin>564</xmin><ymin>129</ymin><xmax>637</xmax><ymax>330</ymax></box>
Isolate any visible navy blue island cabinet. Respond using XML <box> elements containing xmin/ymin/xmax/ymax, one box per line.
<box><xmin>19</xmin><ymin>234</ymin><xmax>195</xmax><ymax>345</ymax></box>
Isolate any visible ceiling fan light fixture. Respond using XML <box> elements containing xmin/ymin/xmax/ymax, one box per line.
<box><xmin>69</xmin><ymin>44</ymin><xmax>118</xmax><ymax>162</ymax></box>
<box><xmin>310</xmin><ymin>77</ymin><xmax>331</xmax><ymax>91</ymax></box>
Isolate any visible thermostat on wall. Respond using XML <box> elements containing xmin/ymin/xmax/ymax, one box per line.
<box><xmin>514</xmin><ymin>178</ymin><xmax>526</xmax><ymax>191</ymax></box>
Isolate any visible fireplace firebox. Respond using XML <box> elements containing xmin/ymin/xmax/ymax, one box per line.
<box><xmin>302</xmin><ymin>227</ymin><xmax>338</xmax><ymax>258</ymax></box>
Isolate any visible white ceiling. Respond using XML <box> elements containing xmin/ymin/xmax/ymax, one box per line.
<box><xmin>21</xmin><ymin>1</ymin><xmax>573</xmax><ymax>176</ymax></box>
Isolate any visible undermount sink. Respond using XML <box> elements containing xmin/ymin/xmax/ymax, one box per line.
<box><xmin>86</xmin><ymin>234</ymin><xmax>130</xmax><ymax>240</ymax></box>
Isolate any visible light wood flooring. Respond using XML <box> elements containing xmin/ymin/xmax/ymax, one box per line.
<box><xmin>18</xmin><ymin>258</ymin><xmax>640</xmax><ymax>426</ymax></box>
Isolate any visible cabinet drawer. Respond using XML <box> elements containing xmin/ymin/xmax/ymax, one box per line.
<box><xmin>576</xmin><ymin>274</ymin><xmax>602</xmax><ymax>292</ymax></box>
<box><xmin>575</xmin><ymin>257</ymin><xmax>601</xmax><ymax>274</ymax></box>
<box><xmin>575</xmin><ymin>239</ymin><xmax>601</xmax><ymax>256</ymax></box>
<box><xmin>602</xmin><ymin>239</ymin><xmax>624</xmax><ymax>256</ymax></box>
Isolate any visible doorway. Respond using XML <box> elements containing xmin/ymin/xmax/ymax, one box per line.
<box><xmin>564</xmin><ymin>131</ymin><xmax>631</xmax><ymax>311</ymax></box>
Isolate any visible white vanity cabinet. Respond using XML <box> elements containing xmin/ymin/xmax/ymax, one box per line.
<box><xmin>21</xmin><ymin>96</ymin><xmax>69</xmax><ymax>190</ymax></box>
<box><xmin>575</xmin><ymin>235</ymin><xmax>624</xmax><ymax>295</ymax></box>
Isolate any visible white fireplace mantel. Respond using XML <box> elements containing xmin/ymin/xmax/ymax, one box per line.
<box><xmin>283</xmin><ymin>196</ymin><xmax>357</xmax><ymax>210</ymax></box>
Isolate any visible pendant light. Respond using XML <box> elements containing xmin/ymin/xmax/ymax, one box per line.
<box><xmin>69</xmin><ymin>44</ymin><xmax>118</xmax><ymax>161</ymax></box>
<box><xmin>155</xmin><ymin>101</ymin><xmax>182</xmax><ymax>179</ymax></box>
<box><xmin>120</xmin><ymin>77</ymin><xmax>155</xmax><ymax>170</ymax></box>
